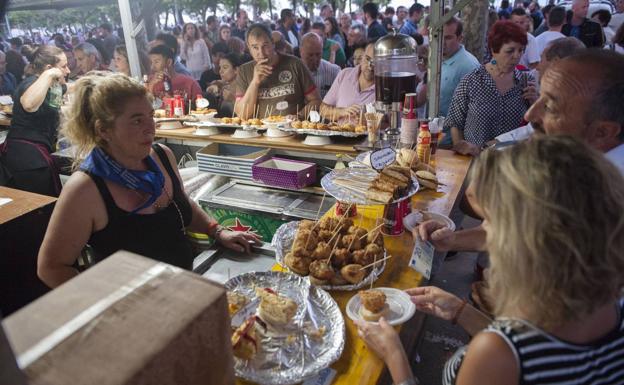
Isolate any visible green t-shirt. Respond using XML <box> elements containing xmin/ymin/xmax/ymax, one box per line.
<box><xmin>322</xmin><ymin>39</ymin><xmax>346</xmax><ymax>68</ymax></box>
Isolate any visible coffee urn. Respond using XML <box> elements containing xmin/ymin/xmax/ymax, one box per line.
<box><xmin>374</xmin><ymin>30</ymin><xmax>418</xmax><ymax>147</ymax></box>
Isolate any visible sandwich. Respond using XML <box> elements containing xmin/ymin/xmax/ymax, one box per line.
<box><xmin>227</xmin><ymin>291</ymin><xmax>249</xmax><ymax>316</ymax></box>
<box><xmin>231</xmin><ymin>316</ymin><xmax>259</xmax><ymax>360</ymax></box>
<box><xmin>359</xmin><ymin>289</ymin><xmax>389</xmax><ymax>322</ymax></box>
<box><xmin>415</xmin><ymin>170</ymin><xmax>439</xmax><ymax>190</ymax></box>
<box><xmin>256</xmin><ymin>288</ymin><xmax>298</xmax><ymax>326</ymax></box>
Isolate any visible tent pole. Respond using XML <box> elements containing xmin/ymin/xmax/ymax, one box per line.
<box><xmin>118</xmin><ymin>0</ymin><xmax>142</xmax><ymax>79</ymax></box>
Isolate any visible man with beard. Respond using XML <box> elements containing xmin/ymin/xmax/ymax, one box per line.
<box><xmin>418</xmin><ymin>49</ymin><xmax>624</xmax><ymax>252</ymax></box>
<box><xmin>320</xmin><ymin>42</ymin><xmax>375</xmax><ymax>124</ymax></box>
<box><xmin>234</xmin><ymin>23</ymin><xmax>320</xmax><ymax>120</ymax></box>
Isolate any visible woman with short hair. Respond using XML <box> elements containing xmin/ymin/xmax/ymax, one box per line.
<box><xmin>37</xmin><ymin>73</ymin><xmax>259</xmax><ymax>288</ymax></box>
<box><xmin>356</xmin><ymin>135</ymin><xmax>624</xmax><ymax>385</ymax></box>
<box><xmin>445</xmin><ymin>20</ymin><xmax>537</xmax><ymax>155</ymax></box>
<box><xmin>180</xmin><ymin>22</ymin><xmax>213</xmax><ymax>80</ymax></box>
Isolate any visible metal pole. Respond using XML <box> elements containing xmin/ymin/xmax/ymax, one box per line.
<box><xmin>427</xmin><ymin>0</ymin><xmax>475</xmax><ymax>118</ymax></box>
<box><xmin>427</xmin><ymin>0</ymin><xmax>445</xmax><ymax>118</ymax></box>
<box><xmin>118</xmin><ymin>0</ymin><xmax>142</xmax><ymax>79</ymax></box>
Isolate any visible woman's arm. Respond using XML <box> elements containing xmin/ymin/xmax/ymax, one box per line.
<box><xmin>20</xmin><ymin>68</ymin><xmax>64</xmax><ymax>112</ymax></box>
<box><xmin>158</xmin><ymin>145</ymin><xmax>260</xmax><ymax>253</ymax></box>
<box><xmin>37</xmin><ymin>173</ymin><xmax>99</xmax><ymax>288</ymax></box>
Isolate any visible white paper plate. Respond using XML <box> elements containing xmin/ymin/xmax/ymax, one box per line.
<box><xmin>403</xmin><ymin>211</ymin><xmax>455</xmax><ymax>232</ymax></box>
<box><xmin>346</xmin><ymin>287</ymin><xmax>416</xmax><ymax>326</ymax></box>
<box><xmin>193</xmin><ymin>127</ymin><xmax>220</xmax><ymax>136</ymax></box>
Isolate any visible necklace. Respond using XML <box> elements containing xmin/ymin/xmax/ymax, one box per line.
<box><xmin>135</xmin><ymin>186</ymin><xmax>186</xmax><ymax>235</ymax></box>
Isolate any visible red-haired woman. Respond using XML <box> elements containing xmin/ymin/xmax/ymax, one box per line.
<box><xmin>444</xmin><ymin>20</ymin><xmax>538</xmax><ymax>155</ymax></box>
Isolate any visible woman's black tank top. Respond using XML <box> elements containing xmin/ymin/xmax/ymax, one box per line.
<box><xmin>86</xmin><ymin>144</ymin><xmax>194</xmax><ymax>269</ymax></box>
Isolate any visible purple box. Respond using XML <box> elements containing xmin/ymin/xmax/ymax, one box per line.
<box><xmin>252</xmin><ymin>157</ymin><xmax>317</xmax><ymax>190</ymax></box>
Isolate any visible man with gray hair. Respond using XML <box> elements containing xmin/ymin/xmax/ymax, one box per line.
<box><xmin>73</xmin><ymin>42</ymin><xmax>103</xmax><ymax>76</ymax></box>
<box><xmin>299</xmin><ymin>33</ymin><xmax>340</xmax><ymax>99</ymax></box>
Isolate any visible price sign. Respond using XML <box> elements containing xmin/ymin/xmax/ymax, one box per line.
<box><xmin>309</xmin><ymin>110</ymin><xmax>321</xmax><ymax>123</ymax></box>
<box><xmin>276</xmin><ymin>101</ymin><xmax>288</xmax><ymax>111</ymax></box>
<box><xmin>370</xmin><ymin>147</ymin><xmax>396</xmax><ymax>170</ymax></box>
<box><xmin>196</xmin><ymin>98</ymin><xmax>209</xmax><ymax>108</ymax></box>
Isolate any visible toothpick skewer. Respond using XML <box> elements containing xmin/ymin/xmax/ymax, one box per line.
<box><xmin>359</xmin><ymin>222</ymin><xmax>385</xmax><ymax>240</ymax></box>
<box><xmin>361</xmin><ymin>255</ymin><xmax>392</xmax><ymax>271</ymax></box>
<box><xmin>327</xmin><ymin>232</ymin><xmax>342</xmax><ymax>266</ymax></box>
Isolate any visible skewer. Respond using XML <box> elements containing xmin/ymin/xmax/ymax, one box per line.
<box><xmin>264</xmin><ymin>105</ymin><xmax>269</xmax><ymax>119</ymax></box>
<box><xmin>231</xmin><ymin>99</ymin><xmax>237</xmax><ymax>119</ymax></box>
<box><xmin>369</xmin><ymin>250</ymin><xmax>378</xmax><ymax>289</ymax></box>
<box><xmin>359</xmin><ymin>222</ymin><xmax>385</xmax><ymax>240</ymax></box>
<box><xmin>360</xmin><ymin>255</ymin><xmax>391</xmax><ymax>271</ymax></box>
<box><xmin>327</xmin><ymin>231</ymin><xmax>342</xmax><ymax>266</ymax></box>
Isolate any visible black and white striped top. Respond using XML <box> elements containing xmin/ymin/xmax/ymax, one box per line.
<box><xmin>443</xmin><ymin>298</ymin><xmax>624</xmax><ymax>385</ymax></box>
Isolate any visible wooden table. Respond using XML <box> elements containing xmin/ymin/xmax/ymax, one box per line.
<box><xmin>0</xmin><ymin>187</ymin><xmax>57</xmax><ymax>315</ymax></box>
<box><xmin>0</xmin><ymin>187</ymin><xmax>57</xmax><ymax>225</ymax></box>
<box><xmin>236</xmin><ymin>150</ymin><xmax>472</xmax><ymax>385</ymax></box>
<box><xmin>156</xmin><ymin>127</ymin><xmax>363</xmax><ymax>156</ymax></box>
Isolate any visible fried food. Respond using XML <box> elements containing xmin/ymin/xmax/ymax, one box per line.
<box><xmin>367</xmin><ymin>231</ymin><xmax>384</xmax><ymax>247</ymax></box>
<box><xmin>354</xmin><ymin>124</ymin><xmax>367</xmax><ymax>133</ymax></box>
<box><xmin>359</xmin><ymin>289</ymin><xmax>389</xmax><ymax>321</ymax></box>
<box><xmin>365</xmin><ymin>243</ymin><xmax>383</xmax><ymax>259</ymax></box>
<box><xmin>298</xmin><ymin>220</ymin><xmax>316</xmax><ymax>231</ymax></box>
<box><xmin>315</xmin><ymin>123</ymin><xmax>328</xmax><ymax>130</ymax></box>
<box><xmin>311</xmin><ymin>241</ymin><xmax>331</xmax><ymax>260</ymax></box>
<box><xmin>318</xmin><ymin>229</ymin><xmax>333</xmax><ymax>242</ymax></box>
<box><xmin>291</xmin><ymin>121</ymin><xmax>302</xmax><ymax>129</ymax></box>
<box><xmin>293</xmin><ymin>229</ymin><xmax>318</xmax><ymax>251</ymax></box>
<box><xmin>256</xmin><ymin>288</ymin><xmax>298</xmax><ymax>326</ymax></box>
<box><xmin>365</xmin><ymin>189</ymin><xmax>394</xmax><ymax>204</ymax></box>
<box><xmin>265</xmin><ymin>115</ymin><xmax>286</xmax><ymax>122</ymax></box>
<box><xmin>348</xmin><ymin>226</ymin><xmax>368</xmax><ymax>239</ymax></box>
<box><xmin>309</xmin><ymin>260</ymin><xmax>335</xmax><ymax>285</ymax></box>
<box><xmin>415</xmin><ymin>170</ymin><xmax>440</xmax><ymax>190</ymax></box>
<box><xmin>232</xmin><ymin>316</ymin><xmax>258</xmax><ymax>360</ymax></box>
<box><xmin>319</xmin><ymin>217</ymin><xmax>337</xmax><ymax>231</ymax></box>
<box><xmin>340</xmin><ymin>264</ymin><xmax>366</xmax><ymax>284</ymax></box>
<box><xmin>221</xmin><ymin>117</ymin><xmax>232</xmax><ymax>124</ymax></box>
<box><xmin>352</xmin><ymin>249</ymin><xmax>374</xmax><ymax>266</ymax></box>
<box><xmin>231</xmin><ymin>117</ymin><xmax>242</xmax><ymax>124</ymax></box>
<box><xmin>227</xmin><ymin>291</ymin><xmax>250</xmax><ymax>316</ymax></box>
<box><xmin>332</xmin><ymin>248</ymin><xmax>351</xmax><ymax>268</ymax></box>
<box><xmin>284</xmin><ymin>252</ymin><xmax>311</xmax><ymax>275</ymax></box>
<box><xmin>341</xmin><ymin>234</ymin><xmax>362</xmax><ymax>251</ymax></box>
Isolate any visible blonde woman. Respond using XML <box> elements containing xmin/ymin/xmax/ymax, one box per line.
<box><xmin>356</xmin><ymin>135</ymin><xmax>624</xmax><ymax>385</ymax></box>
<box><xmin>180</xmin><ymin>22</ymin><xmax>212</xmax><ymax>80</ymax></box>
<box><xmin>37</xmin><ymin>73</ymin><xmax>259</xmax><ymax>288</ymax></box>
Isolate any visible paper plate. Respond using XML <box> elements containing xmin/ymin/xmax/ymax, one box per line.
<box><xmin>231</xmin><ymin>129</ymin><xmax>261</xmax><ymax>139</ymax></box>
<box><xmin>402</xmin><ymin>211</ymin><xmax>455</xmax><ymax>232</ymax></box>
<box><xmin>346</xmin><ymin>287</ymin><xmax>416</xmax><ymax>326</ymax></box>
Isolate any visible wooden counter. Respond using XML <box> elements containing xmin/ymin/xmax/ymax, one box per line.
<box><xmin>236</xmin><ymin>149</ymin><xmax>472</xmax><ymax>385</ymax></box>
<box><xmin>0</xmin><ymin>187</ymin><xmax>57</xmax><ymax>225</ymax></box>
<box><xmin>156</xmin><ymin>127</ymin><xmax>363</xmax><ymax>156</ymax></box>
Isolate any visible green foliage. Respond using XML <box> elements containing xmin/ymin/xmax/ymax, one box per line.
<box><xmin>8</xmin><ymin>5</ymin><xmax>121</xmax><ymax>33</ymax></box>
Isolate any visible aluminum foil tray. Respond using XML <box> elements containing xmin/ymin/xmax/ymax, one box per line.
<box><xmin>225</xmin><ymin>271</ymin><xmax>345</xmax><ymax>385</ymax></box>
<box><xmin>272</xmin><ymin>221</ymin><xmax>386</xmax><ymax>291</ymax></box>
<box><xmin>276</xmin><ymin>126</ymin><xmax>366</xmax><ymax>138</ymax></box>
<box><xmin>320</xmin><ymin>167</ymin><xmax>419</xmax><ymax>205</ymax></box>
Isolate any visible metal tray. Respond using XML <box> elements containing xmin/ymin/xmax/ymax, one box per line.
<box><xmin>225</xmin><ymin>271</ymin><xmax>345</xmax><ymax>385</ymax></box>
<box><xmin>277</xmin><ymin>126</ymin><xmax>366</xmax><ymax>138</ymax></box>
<box><xmin>272</xmin><ymin>221</ymin><xmax>386</xmax><ymax>291</ymax></box>
<box><xmin>199</xmin><ymin>180</ymin><xmax>336</xmax><ymax>221</ymax></box>
<box><xmin>321</xmin><ymin>167</ymin><xmax>419</xmax><ymax>205</ymax></box>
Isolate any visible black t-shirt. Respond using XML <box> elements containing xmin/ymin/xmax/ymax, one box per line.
<box><xmin>7</xmin><ymin>75</ymin><xmax>63</xmax><ymax>151</ymax></box>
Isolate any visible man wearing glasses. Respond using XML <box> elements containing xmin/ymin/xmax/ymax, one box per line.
<box><xmin>439</xmin><ymin>17</ymin><xmax>480</xmax><ymax>147</ymax></box>
<box><xmin>320</xmin><ymin>42</ymin><xmax>376</xmax><ymax>124</ymax></box>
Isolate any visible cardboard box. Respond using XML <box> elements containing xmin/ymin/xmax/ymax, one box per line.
<box><xmin>2</xmin><ymin>251</ymin><xmax>235</xmax><ymax>385</ymax></box>
<box><xmin>196</xmin><ymin>143</ymin><xmax>270</xmax><ymax>180</ymax></box>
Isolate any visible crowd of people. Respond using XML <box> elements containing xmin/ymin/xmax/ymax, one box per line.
<box><xmin>0</xmin><ymin>1</ymin><xmax>623</xmax><ymax>384</ymax></box>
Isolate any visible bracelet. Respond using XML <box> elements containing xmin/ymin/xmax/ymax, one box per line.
<box><xmin>451</xmin><ymin>299</ymin><xmax>468</xmax><ymax>325</ymax></box>
<box><xmin>395</xmin><ymin>377</ymin><xmax>419</xmax><ymax>385</ymax></box>
<box><xmin>214</xmin><ymin>225</ymin><xmax>226</xmax><ymax>242</ymax></box>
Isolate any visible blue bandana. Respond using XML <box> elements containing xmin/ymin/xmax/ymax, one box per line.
<box><xmin>80</xmin><ymin>147</ymin><xmax>165</xmax><ymax>214</ymax></box>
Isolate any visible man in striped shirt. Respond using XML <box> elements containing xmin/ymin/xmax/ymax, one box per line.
<box><xmin>299</xmin><ymin>33</ymin><xmax>340</xmax><ymax>100</ymax></box>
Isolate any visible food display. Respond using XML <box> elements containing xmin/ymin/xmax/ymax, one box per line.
<box><xmin>191</xmin><ymin>108</ymin><xmax>217</xmax><ymax>115</ymax></box>
<box><xmin>281</xmin><ymin>120</ymin><xmax>367</xmax><ymax>137</ymax></box>
<box><xmin>220</xmin><ymin>117</ymin><xmax>243</xmax><ymax>125</ymax></box>
<box><xmin>395</xmin><ymin>148</ymin><xmax>442</xmax><ymax>190</ymax></box>
<box><xmin>322</xmin><ymin>165</ymin><xmax>420</xmax><ymax>205</ymax></box>
<box><xmin>273</xmin><ymin>219</ymin><xmax>387</xmax><ymax>290</ymax></box>
<box><xmin>359</xmin><ymin>289</ymin><xmax>389</xmax><ymax>321</ymax></box>
<box><xmin>264</xmin><ymin>115</ymin><xmax>287</xmax><ymax>123</ymax></box>
<box><xmin>225</xmin><ymin>271</ymin><xmax>345</xmax><ymax>385</ymax></box>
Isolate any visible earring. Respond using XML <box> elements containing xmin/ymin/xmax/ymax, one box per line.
<box><xmin>490</xmin><ymin>59</ymin><xmax>497</xmax><ymax>65</ymax></box>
